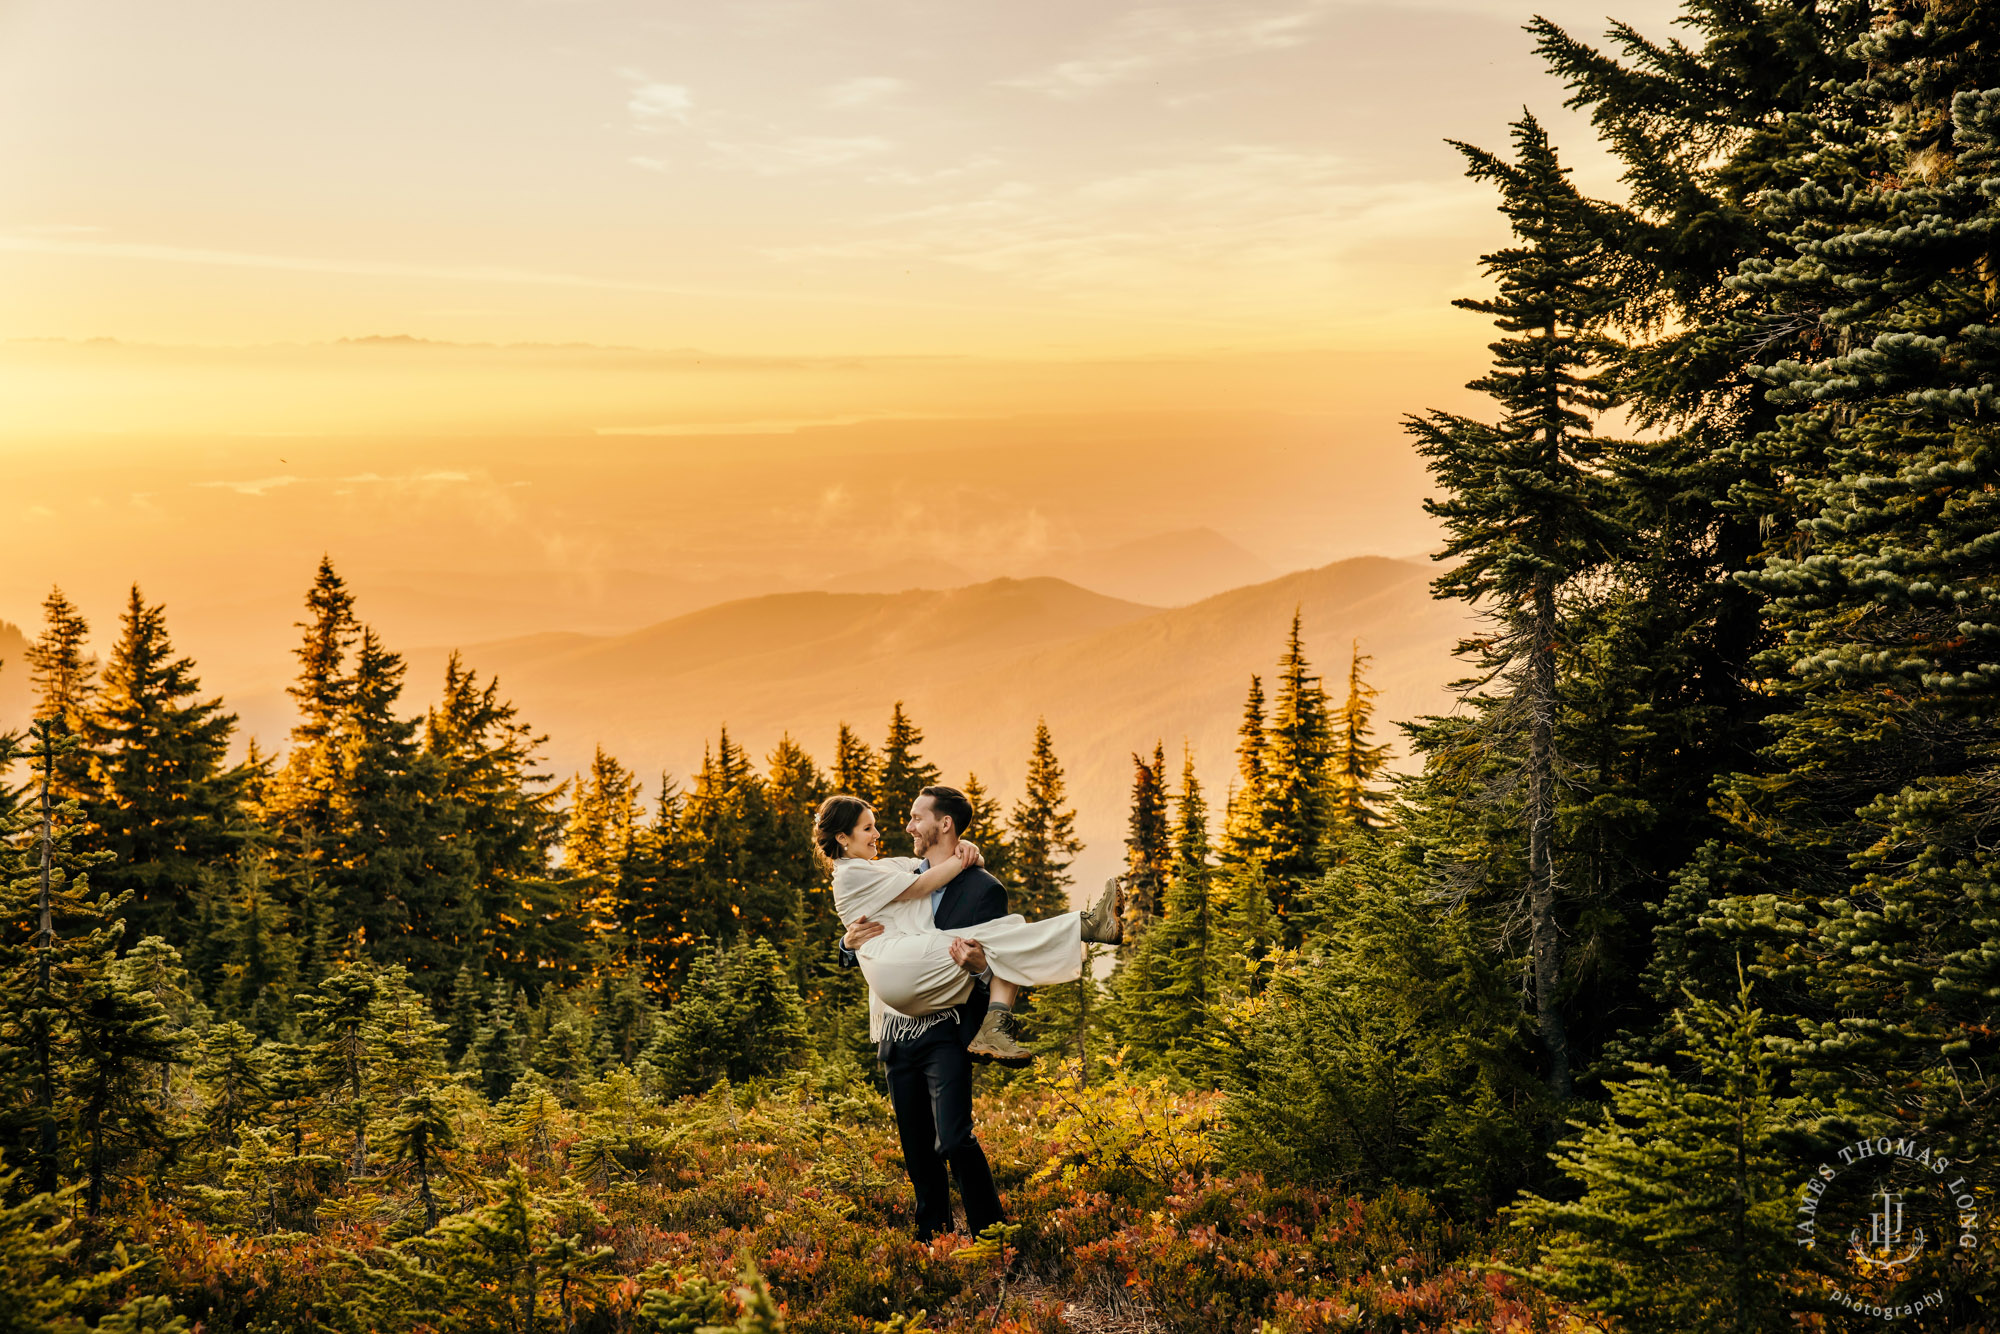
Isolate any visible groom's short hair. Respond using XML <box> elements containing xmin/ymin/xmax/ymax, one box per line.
<box><xmin>920</xmin><ymin>785</ymin><xmax>975</xmax><ymax>838</ymax></box>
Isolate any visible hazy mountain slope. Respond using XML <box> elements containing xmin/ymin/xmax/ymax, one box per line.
<box><xmin>1026</xmin><ymin>527</ymin><xmax>1276</xmax><ymax>607</ymax></box>
<box><xmin>0</xmin><ymin>619</ymin><xmax>29</xmax><ymax>732</ymax></box>
<box><xmin>405</xmin><ymin>557</ymin><xmax>1467</xmax><ymax>898</ymax></box>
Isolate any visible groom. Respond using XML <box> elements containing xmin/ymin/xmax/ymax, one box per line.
<box><xmin>839</xmin><ymin>784</ymin><xmax>1012</xmax><ymax>1242</ymax></box>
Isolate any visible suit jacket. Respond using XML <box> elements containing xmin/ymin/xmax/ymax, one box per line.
<box><xmin>839</xmin><ymin>862</ymin><xmax>1009</xmax><ymax>1058</ymax></box>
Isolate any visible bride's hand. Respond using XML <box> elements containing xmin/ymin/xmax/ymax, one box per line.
<box><xmin>957</xmin><ymin>840</ymin><xmax>982</xmax><ymax>867</ymax></box>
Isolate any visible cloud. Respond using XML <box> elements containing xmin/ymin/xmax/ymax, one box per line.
<box><xmin>825</xmin><ymin>76</ymin><xmax>904</xmax><ymax>108</ymax></box>
<box><xmin>705</xmin><ymin>135</ymin><xmax>894</xmax><ymax>175</ymax></box>
<box><xmin>864</xmin><ymin>155</ymin><xmax>1004</xmax><ymax>188</ymax></box>
<box><xmin>627</xmin><ymin>81</ymin><xmax>694</xmax><ymax>126</ymax></box>
<box><xmin>763</xmin><ymin>146</ymin><xmax>1493</xmax><ymax>315</ymax></box>
<box><xmin>1001</xmin><ymin>0</ymin><xmax>1335</xmax><ymax>98</ymax></box>
<box><xmin>197</xmin><ymin>475</ymin><xmax>302</xmax><ymax>497</ymax></box>
<box><xmin>197</xmin><ymin>471</ymin><xmax>470</xmax><ymax>497</ymax></box>
<box><xmin>0</xmin><ymin>232</ymin><xmax>833</xmax><ymax>306</ymax></box>
<box><xmin>596</xmin><ymin>412</ymin><xmax>931</xmax><ymax>437</ymax></box>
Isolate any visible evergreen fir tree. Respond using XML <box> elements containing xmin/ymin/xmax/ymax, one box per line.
<box><xmin>1524</xmin><ymin>2</ymin><xmax>1877</xmax><ymax>1074</ymax></box>
<box><xmin>24</xmin><ymin>587</ymin><xmax>96</xmax><ymax>799</ymax></box>
<box><xmin>371</xmin><ymin>967</ymin><xmax>450</xmax><ymax>1100</ymax></box>
<box><xmin>1681</xmin><ymin>17</ymin><xmax>2000</xmax><ymax>1170</ymax></box>
<box><xmin>620</xmin><ymin>774</ymin><xmax>705</xmax><ymax>997</ymax></box>
<box><xmin>423</xmin><ymin>654</ymin><xmax>585</xmax><ymax>998</ymax></box>
<box><xmin>1121</xmin><ymin>742</ymin><xmax>1170</xmax><ymax>930</ymax></box>
<box><xmin>959</xmin><ymin>772</ymin><xmax>1010</xmax><ymax>883</ymax></box>
<box><xmin>680</xmin><ymin>729</ymin><xmax>791</xmax><ymax>954</ymax></box>
<box><xmin>644</xmin><ymin>939</ymin><xmax>810</xmax><ymax>1097</ymax></box>
<box><xmin>108</xmin><ymin>934</ymin><xmax>205</xmax><ymax>1105</ymax></box>
<box><xmin>1328</xmin><ymin>640</ymin><xmax>1392</xmax><ymax>837</ymax></box>
<box><xmin>1113</xmin><ymin>746</ymin><xmax>1230</xmax><ymax>1081</ymax></box>
<box><xmin>194</xmin><ymin>1021</ymin><xmax>264</xmax><ymax>1148</ymax></box>
<box><xmin>68</xmin><ymin>972</ymin><xmax>189</xmax><ymax>1216</ymax></box>
<box><xmin>465</xmin><ymin>987</ymin><xmax>526</xmax><ymax>1103</ymax></box>
<box><xmin>332</xmin><ymin>626</ymin><xmax>472</xmax><ymax>997</ymax></box>
<box><xmin>1504</xmin><ymin>968</ymin><xmax>1815</xmax><ymax>1333</ymax></box>
<box><xmin>217</xmin><ymin>847</ymin><xmax>298</xmax><ymax>1036</ymax></box>
<box><xmin>764</xmin><ymin>735</ymin><xmax>837</xmax><ymax>997</ymax></box>
<box><xmin>564</xmin><ymin>746</ymin><xmax>643</xmax><ymax>950</ymax></box>
<box><xmin>288</xmin><ymin>556</ymin><xmax>359</xmax><ymax>752</ymax></box>
<box><xmin>1259</xmin><ymin>613</ymin><xmax>1334</xmax><ymax>936</ymax></box>
<box><xmin>300</xmin><ymin>961</ymin><xmax>382</xmax><ymax>1176</ymax></box>
<box><xmin>0</xmin><ymin>722</ymin><xmax>123</xmax><ymax>1196</ymax></box>
<box><xmin>386</xmin><ymin>1087</ymin><xmax>461</xmax><ymax>1232</ymax></box>
<box><xmin>1007</xmin><ymin>719</ymin><xmax>1079</xmax><ymax>919</ymax></box>
<box><xmin>1405</xmin><ymin>114</ymin><xmax>1625</xmax><ymax>1103</ymax></box>
<box><xmin>831</xmin><ymin>722</ymin><xmax>877</xmax><ymax>804</ymax></box>
<box><xmin>1220</xmin><ymin>675</ymin><xmax>1270</xmax><ymax>867</ymax></box>
<box><xmin>763</xmin><ymin>734</ymin><xmax>827</xmax><ymax>991</ymax></box>
<box><xmin>82</xmin><ymin>586</ymin><xmax>245</xmax><ymax>951</ymax></box>
<box><xmin>1024</xmin><ymin>944</ymin><xmax>1110</xmax><ymax>1085</ymax></box>
<box><xmin>260</xmin><ymin>561</ymin><xmax>362</xmax><ymax>987</ymax></box>
<box><xmin>593</xmin><ymin>965</ymin><xmax>655</xmax><ymax>1069</ymax></box>
<box><xmin>874</xmin><ymin>702</ymin><xmax>940</xmax><ymax>858</ymax></box>
<box><xmin>444</xmin><ymin>965</ymin><xmax>484</xmax><ymax>1066</ymax></box>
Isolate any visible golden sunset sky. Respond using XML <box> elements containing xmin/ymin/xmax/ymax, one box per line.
<box><xmin>0</xmin><ymin>0</ymin><xmax>1677</xmax><ymax>776</ymax></box>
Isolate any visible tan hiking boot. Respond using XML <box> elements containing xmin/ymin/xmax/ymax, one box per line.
<box><xmin>1079</xmin><ymin>876</ymin><xmax>1124</xmax><ymax>945</ymax></box>
<box><xmin>967</xmin><ymin>1008</ymin><xmax>1032</xmax><ymax>1064</ymax></box>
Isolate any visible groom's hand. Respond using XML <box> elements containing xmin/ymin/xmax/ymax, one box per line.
<box><xmin>844</xmin><ymin>917</ymin><xmax>885</xmax><ymax>950</ymax></box>
<box><xmin>949</xmin><ymin>938</ymin><xmax>988</xmax><ymax>973</ymax></box>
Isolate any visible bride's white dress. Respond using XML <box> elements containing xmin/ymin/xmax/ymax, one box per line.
<box><xmin>833</xmin><ymin>856</ymin><xmax>1084</xmax><ymax>1040</ymax></box>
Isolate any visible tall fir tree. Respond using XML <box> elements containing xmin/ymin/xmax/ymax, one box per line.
<box><xmin>1122</xmin><ymin>743</ymin><xmax>1170</xmax><ymax>931</ymax></box>
<box><xmin>1528</xmin><ymin>1</ymin><xmax>1877</xmax><ymax>1071</ymax></box>
<box><xmin>874</xmin><ymin>702</ymin><xmax>940</xmax><ymax>858</ymax></box>
<box><xmin>24</xmin><ymin>587</ymin><xmax>96</xmax><ymax>800</ymax></box>
<box><xmin>1220</xmin><ymin>675</ymin><xmax>1270</xmax><ymax>867</ymax></box>
<box><xmin>831</xmin><ymin>722</ymin><xmax>877</xmax><ymax>805</ymax></box>
<box><xmin>265</xmin><ymin>559</ymin><xmax>360</xmax><ymax>982</ymax></box>
<box><xmin>1007</xmin><ymin>719</ymin><xmax>1079</xmax><ymax>919</ymax></box>
<box><xmin>326</xmin><ymin>627</ymin><xmax>446</xmax><ymax>988</ymax></box>
<box><xmin>423</xmin><ymin>653</ymin><xmax>585</xmax><ymax>998</ymax></box>
<box><xmin>1259</xmin><ymin>613</ymin><xmax>1334</xmax><ymax>938</ymax></box>
<box><xmin>1405</xmin><ymin>114</ymin><xmax>1625</xmax><ymax>1103</ymax></box>
<box><xmin>564</xmin><ymin>746</ymin><xmax>643</xmax><ymax>949</ymax></box>
<box><xmin>764</xmin><ymin>736</ymin><xmax>831</xmax><ymax>996</ymax></box>
<box><xmin>1681</xmin><ymin>12</ymin><xmax>2000</xmax><ymax>1170</ymax></box>
<box><xmin>619</xmin><ymin>774</ymin><xmax>702</xmax><ymax>996</ymax></box>
<box><xmin>0</xmin><ymin>723</ymin><xmax>124</xmax><ymax>1195</ymax></box>
<box><xmin>83</xmin><ymin>585</ymin><xmax>245</xmax><ymax>950</ymax></box>
<box><xmin>959</xmin><ymin>772</ymin><xmax>1011</xmax><ymax>884</ymax></box>
<box><xmin>1328</xmin><ymin>640</ymin><xmax>1392</xmax><ymax>838</ymax></box>
<box><xmin>1115</xmin><ymin>747</ymin><xmax>1224</xmax><ymax>1082</ymax></box>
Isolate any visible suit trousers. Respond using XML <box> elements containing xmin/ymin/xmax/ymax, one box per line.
<box><xmin>881</xmin><ymin>1015</ymin><xmax>1005</xmax><ymax>1240</ymax></box>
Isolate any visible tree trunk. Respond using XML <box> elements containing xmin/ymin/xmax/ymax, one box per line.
<box><xmin>415</xmin><ymin>1137</ymin><xmax>439</xmax><ymax>1231</ymax></box>
<box><xmin>1526</xmin><ymin>578</ymin><xmax>1571</xmax><ymax>1103</ymax></box>
<box><xmin>35</xmin><ymin>749</ymin><xmax>59</xmax><ymax>1196</ymax></box>
<box><xmin>87</xmin><ymin>1109</ymin><xmax>106</xmax><ymax>1217</ymax></box>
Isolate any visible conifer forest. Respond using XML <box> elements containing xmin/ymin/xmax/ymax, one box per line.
<box><xmin>11</xmin><ymin>3</ymin><xmax>2000</xmax><ymax>1330</ymax></box>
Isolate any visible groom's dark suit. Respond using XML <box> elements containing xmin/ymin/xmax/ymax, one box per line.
<box><xmin>840</xmin><ymin>861</ymin><xmax>1007</xmax><ymax>1240</ymax></box>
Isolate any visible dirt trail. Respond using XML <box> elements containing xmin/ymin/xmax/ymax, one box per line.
<box><xmin>1002</xmin><ymin>1277</ymin><xmax>1162</xmax><ymax>1333</ymax></box>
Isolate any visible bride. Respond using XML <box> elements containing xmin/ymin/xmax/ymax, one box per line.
<box><xmin>814</xmin><ymin>793</ymin><xmax>1122</xmax><ymax>1062</ymax></box>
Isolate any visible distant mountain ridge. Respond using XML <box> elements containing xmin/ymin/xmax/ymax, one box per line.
<box><xmin>1022</xmin><ymin>527</ymin><xmax>1275</xmax><ymax>607</ymax></box>
<box><xmin>408</xmin><ymin>556</ymin><xmax>1470</xmax><ymax>895</ymax></box>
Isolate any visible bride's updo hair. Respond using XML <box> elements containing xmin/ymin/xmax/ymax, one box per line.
<box><xmin>813</xmin><ymin>794</ymin><xmax>873</xmax><ymax>867</ymax></box>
